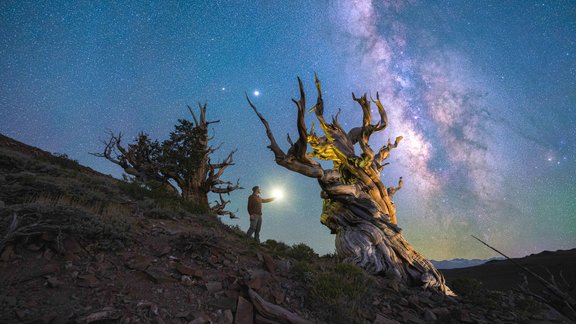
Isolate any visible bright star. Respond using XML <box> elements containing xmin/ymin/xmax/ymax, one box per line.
<box><xmin>254</xmin><ymin>90</ymin><xmax>260</xmax><ymax>96</ymax></box>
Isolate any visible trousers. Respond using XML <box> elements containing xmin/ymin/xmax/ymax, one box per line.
<box><xmin>246</xmin><ymin>214</ymin><xmax>262</xmax><ymax>243</ymax></box>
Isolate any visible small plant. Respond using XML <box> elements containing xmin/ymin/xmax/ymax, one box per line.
<box><xmin>449</xmin><ymin>277</ymin><xmax>484</xmax><ymax>296</ymax></box>
<box><xmin>262</xmin><ymin>239</ymin><xmax>290</xmax><ymax>255</ymax></box>
<box><xmin>261</xmin><ymin>240</ymin><xmax>318</xmax><ymax>261</ymax></box>
<box><xmin>118</xmin><ymin>180</ymin><xmax>208</xmax><ymax>215</ymax></box>
<box><xmin>286</xmin><ymin>243</ymin><xmax>318</xmax><ymax>261</ymax></box>
<box><xmin>0</xmin><ymin>204</ymin><xmax>132</xmax><ymax>252</ymax></box>
<box><xmin>306</xmin><ymin>263</ymin><xmax>371</xmax><ymax>323</ymax></box>
<box><xmin>291</xmin><ymin>260</ymin><xmax>314</xmax><ymax>282</ymax></box>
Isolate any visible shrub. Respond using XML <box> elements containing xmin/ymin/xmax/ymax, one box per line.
<box><xmin>286</xmin><ymin>243</ymin><xmax>318</xmax><ymax>261</ymax></box>
<box><xmin>306</xmin><ymin>263</ymin><xmax>371</xmax><ymax>323</ymax></box>
<box><xmin>262</xmin><ymin>239</ymin><xmax>291</xmax><ymax>255</ymax></box>
<box><xmin>261</xmin><ymin>240</ymin><xmax>318</xmax><ymax>261</ymax></box>
<box><xmin>118</xmin><ymin>180</ymin><xmax>208</xmax><ymax>215</ymax></box>
<box><xmin>449</xmin><ymin>277</ymin><xmax>483</xmax><ymax>296</ymax></box>
<box><xmin>0</xmin><ymin>204</ymin><xmax>131</xmax><ymax>251</ymax></box>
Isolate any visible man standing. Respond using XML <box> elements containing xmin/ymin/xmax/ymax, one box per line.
<box><xmin>246</xmin><ymin>186</ymin><xmax>275</xmax><ymax>243</ymax></box>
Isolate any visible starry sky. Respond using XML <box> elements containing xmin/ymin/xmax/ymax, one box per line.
<box><xmin>1</xmin><ymin>1</ymin><xmax>575</xmax><ymax>260</ymax></box>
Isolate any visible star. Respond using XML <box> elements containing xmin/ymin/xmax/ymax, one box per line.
<box><xmin>253</xmin><ymin>90</ymin><xmax>260</xmax><ymax>97</ymax></box>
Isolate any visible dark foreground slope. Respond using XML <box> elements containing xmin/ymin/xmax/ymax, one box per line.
<box><xmin>0</xmin><ymin>133</ymin><xmax>570</xmax><ymax>323</ymax></box>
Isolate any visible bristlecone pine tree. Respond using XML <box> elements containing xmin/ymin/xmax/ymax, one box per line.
<box><xmin>94</xmin><ymin>103</ymin><xmax>241</xmax><ymax>218</ymax></box>
<box><xmin>247</xmin><ymin>76</ymin><xmax>453</xmax><ymax>294</ymax></box>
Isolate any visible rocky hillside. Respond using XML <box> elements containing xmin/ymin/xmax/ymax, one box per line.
<box><xmin>0</xmin><ymin>133</ymin><xmax>571</xmax><ymax>323</ymax></box>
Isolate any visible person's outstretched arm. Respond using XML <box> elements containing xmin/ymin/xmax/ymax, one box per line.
<box><xmin>262</xmin><ymin>197</ymin><xmax>275</xmax><ymax>203</ymax></box>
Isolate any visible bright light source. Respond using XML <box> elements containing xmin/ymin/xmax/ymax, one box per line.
<box><xmin>254</xmin><ymin>90</ymin><xmax>260</xmax><ymax>96</ymax></box>
<box><xmin>271</xmin><ymin>187</ymin><xmax>284</xmax><ymax>200</ymax></box>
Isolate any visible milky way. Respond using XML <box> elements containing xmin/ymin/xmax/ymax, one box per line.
<box><xmin>1</xmin><ymin>0</ymin><xmax>574</xmax><ymax>259</ymax></box>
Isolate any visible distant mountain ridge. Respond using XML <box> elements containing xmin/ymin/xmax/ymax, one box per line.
<box><xmin>431</xmin><ymin>257</ymin><xmax>503</xmax><ymax>269</ymax></box>
<box><xmin>441</xmin><ymin>248</ymin><xmax>576</xmax><ymax>299</ymax></box>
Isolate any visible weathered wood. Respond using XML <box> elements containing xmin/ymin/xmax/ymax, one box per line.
<box><xmin>248</xmin><ymin>76</ymin><xmax>453</xmax><ymax>295</ymax></box>
<box><xmin>248</xmin><ymin>289</ymin><xmax>311</xmax><ymax>324</ymax></box>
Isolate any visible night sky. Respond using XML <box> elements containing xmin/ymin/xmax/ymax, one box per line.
<box><xmin>1</xmin><ymin>1</ymin><xmax>575</xmax><ymax>260</ymax></box>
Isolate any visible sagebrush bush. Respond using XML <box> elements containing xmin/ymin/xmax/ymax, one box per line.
<box><xmin>287</xmin><ymin>243</ymin><xmax>318</xmax><ymax>261</ymax></box>
<box><xmin>261</xmin><ymin>240</ymin><xmax>318</xmax><ymax>261</ymax></box>
<box><xmin>0</xmin><ymin>204</ymin><xmax>131</xmax><ymax>251</ymax></box>
<box><xmin>295</xmin><ymin>262</ymin><xmax>371</xmax><ymax>323</ymax></box>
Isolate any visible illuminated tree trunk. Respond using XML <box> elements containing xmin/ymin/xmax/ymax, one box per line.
<box><xmin>247</xmin><ymin>76</ymin><xmax>453</xmax><ymax>294</ymax></box>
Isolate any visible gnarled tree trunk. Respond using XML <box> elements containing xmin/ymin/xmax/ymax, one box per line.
<box><xmin>247</xmin><ymin>76</ymin><xmax>453</xmax><ymax>294</ymax></box>
<box><xmin>93</xmin><ymin>103</ymin><xmax>241</xmax><ymax>217</ymax></box>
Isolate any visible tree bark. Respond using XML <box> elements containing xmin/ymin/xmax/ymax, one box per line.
<box><xmin>247</xmin><ymin>76</ymin><xmax>453</xmax><ymax>295</ymax></box>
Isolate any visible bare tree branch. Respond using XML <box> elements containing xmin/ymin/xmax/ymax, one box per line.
<box><xmin>246</xmin><ymin>92</ymin><xmax>323</xmax><ymax>178</ymax></box>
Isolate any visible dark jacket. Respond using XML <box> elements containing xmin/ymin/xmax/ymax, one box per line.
<box><xmin>247</xmin><ymin>194</ymin><xmax>273</xmax><ymax>215</ymax></box>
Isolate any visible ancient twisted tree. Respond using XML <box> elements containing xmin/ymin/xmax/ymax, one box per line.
<box><xmin>94</xmin><ymin>103</ymin><xmax>241</xmax><ymax>217</ymax></box>
<box><xmin>247</xmin><ymin>76</ymin><xmax>453</xmax><ymax>294</ymax></box>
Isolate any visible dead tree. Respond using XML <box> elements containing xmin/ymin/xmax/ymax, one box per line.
<box><xmin>93</xmin><ymin>103</ymin><xmax>241</xmax><ymax>215</ymax></box>
<box><xmin>247</xmin><ymin>76</ymin><xmax>452</xmax><ymax>294</ymax></box>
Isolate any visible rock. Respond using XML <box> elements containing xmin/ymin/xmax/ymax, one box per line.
<box><xmin>276</xmin><ymin>259</ymin><xmax>291</xmax><ymax>273</ymax></box>
<box><xmin>373</xmin><ymin>314</ymin><xmax>400</xmax><ymax>324</ymax></box>
<box><xmin>247</xmin><ymin>270</ymin><xmax>271</xmax><ymax>291</ymax></box>
<box><xmin>156</xmin><ymin>245</ymin><xmax>172</xmax><ymax>257</ymax></box>
<box><xmin>136</xmin><ymin>301</ymin><xmax>159</xmax><ymax>316</ymax></box>
<box><xmin>77</xmin><ymin>309</ymin><xmax>122</xmax><ymax>323</ymax></box>
<box><xmin>400</xmin><ymin>311</ymin><xmax>425</xmax><ymax>324</ymax></box>
<box><xmin>500</xmin><ymin>312</ymin><xmax>516</xmax><ymax>321</ymax></box>
<box><xmin>16</xmin><ymin>308</ymin><xmax>34</xmax><ymax>321</ymax></box>
<box><xmin>63</xmin><ymin>236</ymin><xmax>82</xmax><ymax>254</ymax></box>
<box><xmin>254</xmin><ymin>314</ymin><xmax>280</xmax><ymax>324</ymax></box>
<box><xmin>26</xmin><ymin>243</ymin><xmax>43</xmax><ymax>251</ymax></box>
<box><xmin>458</xmin><ymin>309</ymin><xmax>473</xmax><ymax>323</ymax></box>
<box><xmin>176</xmin><ymin>263</ymin><xmax>203</xmax><ymax>279</ymax></box>
<box><xmin>211</xmin><ymin>297</ymin><xmax>237</xmax><ymax>310</ymax></box>
<box><xmin>43</xmin><ymin>248</ymin><xmax>54</xmax><ymax>260</ymax></box>
<box><xmin>77</xmin><ymin>274</ymin><xmax>100</xmax><ymax>288</ymax></box>
<box><xmin>418</xmin><ymin>296</ymin><xmax>434</xmax><ymax>307</ymax></box>
<box><xmin>181</xmin><ymin>275</ymin><xmax>193</xmax><ymax>286</ymax></box>
<box><xmin>262</xmin><ymin>253</ymin><xmax>276</xmax><ymax>273</ymax></box>
<box><xmin>41</xmin><ymin>313</ymin><xmax>59</xmax><ymax>323</ymax></box>
<box><xmin>235</xmin><ymin>296</ymin><xmax>254</xmax><ymax>324</ymax></box>
<box><xmin>189</xmin><ymin>312</ymin><xmax>211</xmax><ymax>324</ymax></box>
<box><xmin>175</xmin><ymin>311</ymin><xmax>191</xmax><ymax>320</ymax></box>
<box><xmin>424</xmin><ymin>309</ymin><xmax>437</xmax><ymax>322</ymax></box>
<box><xmin>432</xmin><ymin>307</ymin><xmax>450</xmax><ymax>318</ymax></box>
<box><xmin>429</xmin><ymin>292</ymin><xmax>445</xmax><ymax>303</ymax></box>
<box><xmin>1</xmin><ymin>244</ymin><xmax>16</xmax><ymax>261</ymax></box>
<box><xmin>247</xmin><ymin>277</ymin><xmax>263</xmax><ymax>291</ymax></box>
<box><xmin>126</xmin><ymin>255</ymin><xmax>154</xmax><ymax>271</ymax></box>
<box><xmin>41</xmin><ymin>232</ymin><xmax>57</xmax><ymax>242</ymax></box>
<box><xmin>271</xmin><ymin>286</ymin><xmax>285</xmax><ymax>304</ymax></box>
<box><xmin>219</xmin><ymin>309</ymin><xmax>233</xmax><ymax>324</ymax></box>
<box><xmin>47</xmin><ymin>276</ymin><xmax>63</xmax><ymax>288</ymax></box>
<box><xmin>206</xmin><ymin>281</ymin><xmax>223</xmax><ymax>293</ymax></box>
<box><xmin>144</xmin><ymin>267</ymin><xmax>178</xmax><ymax>284</ymax></box>
<box><xmin>388</xmin><ymin>280</ymin><xmax>400</xmax><ymax>292</ymax></box>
